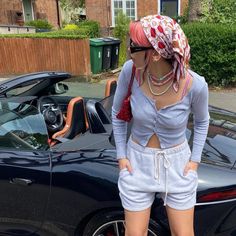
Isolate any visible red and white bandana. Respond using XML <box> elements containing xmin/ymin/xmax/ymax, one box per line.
<box><xmin>140</xmin><ymin>15</ymin><xmax>190</xmax><ymax>92</ymax></box>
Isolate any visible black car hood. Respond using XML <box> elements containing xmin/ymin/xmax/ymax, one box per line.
<box><xmin>188</xmin><ymin>106</ymin><xmax>236</xmax><ymax>169</ymax></box>
<box><xmin>0</xmin><ymin>71</ymin><xmax>71</xmax><ymax>97</ymax></box>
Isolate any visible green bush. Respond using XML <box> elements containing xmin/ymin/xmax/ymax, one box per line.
<box><xmin>183</xmin><ymin>23</ymin><xmax>236</xmax><ymax>86</ymax></box>
<box><xmin>113</xmin><ymin>11</ymin><xmax>130</xmax><ymax>66</ymax></box>
<box><xmin>63</xmin><ymin>24</ymin><xmax>79</xmax><ymax>30</ymax></box>
<box><xmin>76</xmin><ymin>20</ymin><xmax>100</xmax><ymax>38</ymax></box>
<box><xmin>25</xmin><ymin>19</ymin><xmax>53</xmax><ymax>30</ymax></box>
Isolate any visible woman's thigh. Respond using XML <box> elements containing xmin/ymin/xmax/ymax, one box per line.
<box><xmin>124</xmin><ymin>207</ymin><xmax>151</xmax><ymax>236</ymax></box>
<box><xmin>166</xmin><ymin>205</ymin><xmax>195</xmax><ymax>236</ymax></box>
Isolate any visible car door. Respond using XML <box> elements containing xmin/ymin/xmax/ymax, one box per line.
<box><xmin>0</xmin><ymin>100</ymin><xmax>51</xmax><ymax>235</ymax></box>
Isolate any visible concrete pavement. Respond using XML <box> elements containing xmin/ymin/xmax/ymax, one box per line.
<box><xmin>1</xmin><ymin>76</ymin><xmax>236</xmax><ymax>113</ymax></box>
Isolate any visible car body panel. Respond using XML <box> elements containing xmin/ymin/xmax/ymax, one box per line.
<box><xmin>0</xmin><ymin>151</ymin><xmax>51</xmax><ymax>235</ymax></box>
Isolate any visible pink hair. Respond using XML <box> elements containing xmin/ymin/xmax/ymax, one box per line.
<box><xmin>129</xmin><ymin>21</ymin><xmax>152</xmax><ymax>47</ymax></box>
<box><xmin>129</xmin><ymin>21</ymin><xmax>152</xmax><ymax>85</ymax></box>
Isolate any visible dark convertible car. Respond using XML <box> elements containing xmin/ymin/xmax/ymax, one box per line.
<box><xmin>0</xmin><ymin>72</ymin><xmax>236</xmax><ymax>236</ymax></box>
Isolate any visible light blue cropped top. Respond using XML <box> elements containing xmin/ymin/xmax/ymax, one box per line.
<box><xmin>111</xmin><ymin>60</ymin><xmax>210</xmax><ymax>163</ymax></box>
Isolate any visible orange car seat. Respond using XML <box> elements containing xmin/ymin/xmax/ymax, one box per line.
<box><xmin>104</xmin><ymin>78</ymin><xmax>117</xmax><ymax>97</ymax></box>
<box><xmin>52</xmin><ymin>97</ymin><xmax>88</xmax><ymax>141</ymax></box>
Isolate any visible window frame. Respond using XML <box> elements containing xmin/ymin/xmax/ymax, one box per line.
<box><xmin>111</xmin><ymin>0</ymin><xmax>137</xmax><ymax>27</ymax></box>
<box><xmin>158</xmin><ymin>0</ymin><xmax>180</xmax><ymax>17</ymax></box>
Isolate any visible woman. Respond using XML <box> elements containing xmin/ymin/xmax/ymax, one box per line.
<box><xmin>111</xmin><ymin>15</ymin><xmax>210</xmax><ymax>236</ymax></box>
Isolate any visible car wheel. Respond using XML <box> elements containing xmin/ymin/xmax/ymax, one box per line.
<box><xmin>82</xmin><ymin>210</ymin><xmax>167</xmax><ymax>236</ymax></box>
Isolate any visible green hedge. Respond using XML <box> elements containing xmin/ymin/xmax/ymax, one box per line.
<box><xmin>0</xmin><ymin>31</ymin><xmax>87</xmax><ymax>39</ymax></box>
<box><xmin>182</xmin><ymin>23</ymin><xmax>236</xmax><ymax>86</ymax></box>
<box><xmin>0</xmin><ymin>28</ymin><xmax>96</xmax><ymax>39</ymax></box>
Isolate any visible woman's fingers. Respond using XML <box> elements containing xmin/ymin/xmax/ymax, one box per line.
<box><xmin>118</xmin><ymin>158</ymin><xmax>133</xmax><ymax>173</ymax></box>
<box><xmin>183</xmin><ymin>163</ymin><xmax>190</xmax><ymax>176</ymax></box>
<box><xmin>183</xmin><ymin>161</ymin><xmax>199</xmax><ymax>176</ymax></box>
<box><xmin>126</xmin><ymin>161</ymin><xmax>133</xmax><ymax>173</ymax></box>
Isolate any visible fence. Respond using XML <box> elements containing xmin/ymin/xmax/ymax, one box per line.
<box><xmin>0</xmin><ymin>38</ymin><xmax>91</xmax><ymax>76</ymax></box>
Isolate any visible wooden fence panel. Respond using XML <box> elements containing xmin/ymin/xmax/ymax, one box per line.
<box><xmin>0</xmin><ymin>38</ymin><xmax>91</xmax><ymax>76</ymax></box>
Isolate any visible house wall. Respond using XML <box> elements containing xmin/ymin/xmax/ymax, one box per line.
<box><xmin>85</xmin><ymin>0</ymin><xmax>112</xmax><ymax>35</ymax></box>
<box><xmin>86</xmin><ymin>0</ymin><xmax>189</xmax><ymax>36</ymax></box>
<box><xmin>34</xmin><ymin>0</ymin><xmax>60</xmax><ymax>28</ymax></box>
<box><xmin>0</xmin><ymin>0</ymin><xmax>22</xmax><ymax>25</ymax></box>
<box><xmin>0</xmin><ymin>0</ymin><xmax>60</xmax><ymax>28</ymax></box>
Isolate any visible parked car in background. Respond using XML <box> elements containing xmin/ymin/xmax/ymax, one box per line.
<box><xmin>0</xmin><ymin>72</ymin><xmax>236</xmax><ymax>236</ymax></box>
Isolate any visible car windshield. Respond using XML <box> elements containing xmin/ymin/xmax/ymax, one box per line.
<box><xmin>6</xmin><ymin>80</ymin><xmax>41</xmax><ymax>97</ymax></box>
<box><xmin>0</xmin><ymin>100</ymin><xmax>49</xmax><ymax>151</ymax></box>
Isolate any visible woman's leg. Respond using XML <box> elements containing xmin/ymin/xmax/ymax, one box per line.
<box><xmin>124</xmin><ymin>207</ymin><xmax>151</xmax><ymax>236</ymax></box>
<box><xmin>165</xmin><ymin>205</ymin><xmax>195</xmax><ymax>236</ymax></box>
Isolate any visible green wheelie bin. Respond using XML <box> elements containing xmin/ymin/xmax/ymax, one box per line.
<box><xmin>89</xmin><ymin>38</ymin><xmax>103</xmax><ymax>74</ymax></box>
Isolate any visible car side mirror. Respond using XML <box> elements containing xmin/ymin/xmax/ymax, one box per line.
<box><xmin>54</xmin><ymin>83</ymin><xmax>68</xmax><ymax>94</ymax></box>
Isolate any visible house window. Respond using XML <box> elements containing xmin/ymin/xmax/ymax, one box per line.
<box><xmin>112</xmin><ymin>0</ymin><xmax>137</xmax><ymax>26</ymax></box>
<box><xmin>160</xmin><ymin>0</ymin><xmax>179</xmax><ymax>18</ymax></box>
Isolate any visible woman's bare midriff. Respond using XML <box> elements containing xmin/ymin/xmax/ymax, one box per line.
<box><xmin>131</xmin><ymin>133</ymin><xmax>181</xmax><ymax>149</ymax></box>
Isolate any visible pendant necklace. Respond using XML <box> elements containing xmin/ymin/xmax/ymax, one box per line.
<box><xmin>147</xmin><ymin>73</ymin><xmax>174</xmax><ymax>96</ymax></box>
<box><xmin>148</xmin><ymin>70</ymin><xmax>174</xmax><ymax>86</ymax></box>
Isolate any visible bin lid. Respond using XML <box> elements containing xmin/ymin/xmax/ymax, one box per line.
<box><xmin>106</xmin><ymin>37</ymin><xmax>121</xmax><ymax>44</ymax></box>
<box><xmin>90</xmin><ymin>38</ymin><xmax>104</xmax><ymax>46</ymax></box>
<box><xmin>96</xmin><ymin>37</ymin><xmax>114</xmax><ymax>45</ymax></box>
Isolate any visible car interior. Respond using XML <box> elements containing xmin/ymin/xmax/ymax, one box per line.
<box><xmin>0</xmin><ymin>74</ymin><xmax>118</xmax><ymax>152</ymax></box>
<box><xmin>48</xmin><ymin>78</ymin><xmax>117</xmax><ymax>151</ymax></box>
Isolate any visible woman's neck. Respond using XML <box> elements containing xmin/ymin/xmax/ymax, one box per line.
<box><xmin>147</xmin><ymin>58</ymin><xmax>173</xmax><ymax>79</ymax></box>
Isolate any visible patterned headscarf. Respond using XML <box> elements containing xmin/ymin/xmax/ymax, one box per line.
<box><xmin>140</xmin><ymin>15</ymin><xmax>190</xmax><ymax>92</ymax></box>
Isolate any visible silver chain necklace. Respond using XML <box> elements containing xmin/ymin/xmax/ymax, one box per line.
<box><xmin>147</xmin><ymin>73</ymin><xmax>174</xmax><ymax>96</ymax></box>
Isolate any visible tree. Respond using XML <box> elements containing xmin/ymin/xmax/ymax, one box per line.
<box><xmin>59</xmin><ymin>0</ymin><xmax>85</xmax><ymax>9</ymax></box>
<box><xmin>188</xmin><ymin>0</ymin><xmax>202</xmax><ymax>22</ymax></box>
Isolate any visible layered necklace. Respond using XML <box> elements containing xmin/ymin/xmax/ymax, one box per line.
<box><xmin>147</xmin><ymin>70</ymin><xmax>174</xmax><ymax>96</ymax></box>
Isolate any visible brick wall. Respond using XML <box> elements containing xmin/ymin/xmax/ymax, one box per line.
<box><xmin>0</xmin><ymin>0</ymin><xmax>22</xmax><ymax>25</ymax></box>
<box><xmin>34</xmin><ymin>0</ymin><xmax>60</xmax><ymax>28</ymax></box>
<box><xmin>137</xmin><ymin>0</ymin><xmax>158</xmax><ymax>19</ymax></box>
<box><xmin>0</xmin><ymin>0</ymin><xmax>60</xmax><ymax>28</ymax></box>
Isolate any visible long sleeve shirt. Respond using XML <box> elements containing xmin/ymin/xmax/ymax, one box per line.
<box><xmin>111</xmin><ymin>60</ymin><xmax>210</xmax><ymax>163</ymax></box>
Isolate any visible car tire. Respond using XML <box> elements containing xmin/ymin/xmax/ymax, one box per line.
<box><xmin>82</xmin><ymin>210</ymin><xmax>168</xmax><ymax>236</ymax></box>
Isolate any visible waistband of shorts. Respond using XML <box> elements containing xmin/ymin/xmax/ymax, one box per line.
<box><xmin>127</xmin><ymin>135</ymin><xmax>189</xmax><ymax>155</ymax></box>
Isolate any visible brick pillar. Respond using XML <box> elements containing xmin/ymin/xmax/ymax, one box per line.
<box><xmin>85</xmin><ymin>0</ymin><xmax>111</xmax><ymax>36</ymax></box>
<box><xmin>181</xmin><ymin>0</ymin><xmax>189</xmax><ymax>15</ymax></box>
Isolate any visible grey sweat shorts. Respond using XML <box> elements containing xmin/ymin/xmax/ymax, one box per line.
<box><xmin>118</xmin><ymin>135</ymin><xmax>198</xmax><ymax>211</ymax></box>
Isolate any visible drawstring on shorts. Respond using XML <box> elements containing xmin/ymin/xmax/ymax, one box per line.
<box><xmin>154</xmin><ymin>151</ymin><xmax>171</xmax><ymax>205</ymax></box>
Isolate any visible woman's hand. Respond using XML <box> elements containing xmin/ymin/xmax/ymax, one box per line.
<box><xmin>183</xmin><ymin>160</ymin><xmax>199</xmax><ymax>176</ymax></box>
<box><xmin>118</xmin><ymin>158</ymin><xmax>133</xmax><ymax>173</ymax></box>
